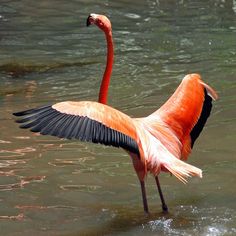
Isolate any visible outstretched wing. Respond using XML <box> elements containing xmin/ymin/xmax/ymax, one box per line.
<box><xmin>147</xmin><ymin>74</ymin><xmax>218</xmax><ymax>159</ymax></box>
<box><xmin>13</xmin><ymin>101</ymin><xmax>139</xmax><ymax>155</ymax></box>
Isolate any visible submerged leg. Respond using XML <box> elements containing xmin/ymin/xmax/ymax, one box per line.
<box><xmin>155</xmin><ymin>176</ymin><xmax>168</xmax><ymax>212</ymax></box>
<box><xmin>140</xmin><ymin>180</ymin><xmax>149</xmax><ymax>214</ymax></box>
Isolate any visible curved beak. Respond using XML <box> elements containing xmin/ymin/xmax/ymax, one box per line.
<box><xmin>86</xmin><ymin>15</ymin><xmax>92</xmax><ymax>27</ymax></box>
<box><xmin>86</xmin><ymin>13</ymin><xmax>98</xmax><ymax>27</ymax></box>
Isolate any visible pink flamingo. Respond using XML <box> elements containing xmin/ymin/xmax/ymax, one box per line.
<box><xmin>13</xmin><ymin>14</ymin><xmax>218</xmax><ymax>213</ymax></box>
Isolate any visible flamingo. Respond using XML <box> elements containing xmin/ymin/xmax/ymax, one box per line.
<box><xmin>13</xmin><ymin>14</ymin><xmax>218</xmax><ymax>213</ymax></box>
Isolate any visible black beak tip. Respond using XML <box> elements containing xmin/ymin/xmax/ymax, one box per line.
<box><xmin>86</xmin><ymin>15</ymin><xmax>91</xmax><ymax>27</ymax></box>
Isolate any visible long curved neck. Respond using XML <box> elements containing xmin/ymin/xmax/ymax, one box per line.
<box><xmin>98</xmin><ymin>30</ymin><xmax>114</xmax><ymax>104</ymax></box>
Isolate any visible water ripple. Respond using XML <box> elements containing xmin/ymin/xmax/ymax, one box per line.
<box><xmin>0</xmin><ymin>147</ymin><xmax>36</xmax><ymax>158</ymax></box>
<box><xmin>146</xmin><ymin>218</ymin><xmax>174</xmax><ymax>232</ymax></box>
<box><xmin>0</xmin><ymin>61</ymin><xmax>97</xmax><ymax>77</ymax></box>
<box><xmin>125</xmin><ymin>13</ymin><xmax>141</xmax><ymax>19</ymax></box>
<box><xmin>0</xmin><ymin>140</ymin><xmax>11</xmax><ymax>144</ymax></box>
<box><xmin>0</xmin><ymin>175</ymin><xmax>45</xmax><ymax>191</ymax></box>
<box><xmin>48</xmin><ymin>156</ymin><xmax>95</xmax><ymax>167</ymax></box>
<box><xmin>0</xmin><ymin>213</ymin><xmax>24</xmax><ymax>221</ymax></box>
<box><xmin>15</xmin><ymin>205</ymin><xmax>77</xmax><ymax>210</ymax></box>
<box><xmin>60</xmin><ymin>184</ymin><xmax>102</xmax><ymax>192</ymax></box>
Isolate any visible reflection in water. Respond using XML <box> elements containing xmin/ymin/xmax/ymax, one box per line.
<box><xmin>0</xmin><ymin>174</ymin><xmax>45</xmax><ymax>191</ymax></box>
<box><xmin>0</xmin><ymin>146</ymin><xmax>35</xmax><ymax>158</ymax></box>
<box><xmin>0</xmin><ymin>0</ymin><xmax>236</xmax><ymax>235</ymax></box>
<box><xmin>48</xmin><ymin>156</ymin><xmax>95</xmax><ymax>167</ymax></box>
<box><xmin>0</xmin><ymin>213</ymin><xmax>24</xmax><ymax>221</ymax></box>
<box><xmin>0</xmin><ymin>61</ymin><xmax>97</xmax><ymax>77</ymax></box>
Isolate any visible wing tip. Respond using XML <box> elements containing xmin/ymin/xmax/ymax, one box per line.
<box><xmin>183</xmin><ymin>74</ymin><xmax>218</xmax><ymax>101</ymax></box>
<box><xmin>13</xmin><ymin>111</ymin><xmax>27</xmax><ymax>117</ymax></box>
<box><xmin>200</xmin><ymin>81</ymin><xmax>218</xmax><ymax>101</ymax></box>
<box><xmin>13</xmin><ymin>105</ymin><xmax>53</xmax><ymax>117</ymax></box>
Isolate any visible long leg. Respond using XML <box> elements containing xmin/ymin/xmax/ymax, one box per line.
<box><xmin>140</xmin><ymin>180</ymin><xmax>149</xmax><ymax>214</ymax></box>
<box><xmin>155</xmin><ymin>176</ymin><xmax>168</xmax><ymax>212</ymax></box>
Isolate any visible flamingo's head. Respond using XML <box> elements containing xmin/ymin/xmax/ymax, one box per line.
<box><xmin>87</xmin><ymin>14</ymin><xmax>112</xmax><ymax>34</ymax></box>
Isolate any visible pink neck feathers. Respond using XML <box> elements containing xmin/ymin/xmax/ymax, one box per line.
<box><xmin>98</xmin><ymin>31</ymin><xmax>114</xmax><ymax>104</ymax></box>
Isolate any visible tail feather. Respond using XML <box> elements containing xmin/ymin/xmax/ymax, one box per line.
<box><xmin>162</xmin><ymin>156</ymin><xmax>202</xmax><ymax>184</ymax></box>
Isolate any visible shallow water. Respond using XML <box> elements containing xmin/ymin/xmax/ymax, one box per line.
<box><xmin>0</xmin><ymin>0</ymin><xmax>236</xmax><ymax>235</ymax></box>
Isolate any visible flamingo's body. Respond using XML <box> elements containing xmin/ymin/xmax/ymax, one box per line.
<box><xmin>13</xmin><ymin>14</ymin><xmax>218</xmax><ymax>213</ymax></box>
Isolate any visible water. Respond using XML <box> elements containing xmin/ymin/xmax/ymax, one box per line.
<box><xmin>1</xmin><ymin>0</ymin><xmax>236</xmax><ymax>235</ymax></box>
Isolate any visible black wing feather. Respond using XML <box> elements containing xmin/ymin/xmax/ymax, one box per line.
<box><xmin>190</xmin><ymin>89</ymin><xmax>213</xmax><ymax>148</ymax></box>
<box><xmin>58</xmin><ymin>115</ymin><xmax>77</xmax><ymax>139</ymax></box>
<box><xmin>41</xmin><ymin>113</ymin><xmax>69</xmax><ymax>136</ymax></box>
<box><xmin>13</xmin><ymin>105</ymin><xmax>52</xmax><ymax>117</ymax></box>
<box><xmin>13</xmin><ymin>106</ymin><xmax>139</xmax><ymax>155</ymax></box>
<box><xmin>30</xmin><ymin>110</ymin><xmax>61</xmax><ymax>132</ymax></box>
